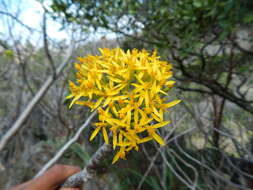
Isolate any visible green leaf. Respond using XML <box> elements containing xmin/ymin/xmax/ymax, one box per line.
<box><xmin>193</xmin><ymin>0</ymin><xmax>202</xmax><ymax>8</ymax></box>
<box><xmin>70</xmin><ymin>143</ymin><xmax>90</xmax><ymax>163</ymax></box>
<box><xmin>243</xmin><ymin>14</ymin><xmax>253</xmax><ymax>24</ymax></box>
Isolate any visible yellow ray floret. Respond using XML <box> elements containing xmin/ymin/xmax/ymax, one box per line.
<box><xmin>67</xmin><ymin>48</ymin><xmax>181</xmax><ymax>163</ymax></box>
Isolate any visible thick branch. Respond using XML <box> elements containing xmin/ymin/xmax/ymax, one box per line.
<box><xmin>61</xmin><ymin>143</ymin><xmax>112</xmax><ymax>188</ymax></box>
<box><xmin>195</xmin><ymin>78</ymin><xmax>253</xmax><ymax>114</ymax></box>
<box><xmin>174</xmin><ymin>56</ymin><xmax>253</xmax><ymax>114</ymax></box>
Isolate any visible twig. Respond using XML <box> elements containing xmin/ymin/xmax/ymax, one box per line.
<box><xmin>174</xmin><ymin>137</ymin><xmax>253</xmax><ymax>190</ymax></box>
<box><xmin>35</xmin><ymin>111</ymin><xmax>97</xmax><ymax>178</ymax></box>
<box><xmin>61</xmin><ymin>142</ymin><xmax>112</xmax><ymax>188</ymax></box>
<box><xmin>42</xmin><ymin>10</ymin><xmax>56</xmax><ymax>77</ymax></box>
<box><xmin>137</xmin><ymin>115</ymin><xmax>191</xmax><ymax>190</ymax></box>
<box><xmin>0</xmin><ymin>10</ymin><xmax>37</xmax><ymax>32</ymax></box>
<box><xmin>169</xmin><ymin>148</ymin><xmax>199</xmax><ymax>187</ymax></box>
<box><xmin>0</xmin><ymin>45</ymin><xmax>75</xmax><ymax>152</ymax></box>
<box><xmin>159</xmin><ymin>148</ymin><xmax>195</xmax><ymax>190</ymax></box>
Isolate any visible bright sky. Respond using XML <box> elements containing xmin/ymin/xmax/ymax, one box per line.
<box><xmin>0</xmin><ymin>0</ymin><xmax>116</xmax><ymax>44</ymax></box>
<box><xmin>22</xmin><ymin>0</ymin><xmax>69</xmax><ymax>39</ymax></box>
<box><xmin>0</xmin><ymin>0</ymin><xmax>69</xmax><ymax>41</ymax></box>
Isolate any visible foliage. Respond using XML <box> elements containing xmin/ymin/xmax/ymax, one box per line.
<box><xmin>50</xmin><ymin>0</ymin><xmax>253</xmax><ymax>114</ymax></box>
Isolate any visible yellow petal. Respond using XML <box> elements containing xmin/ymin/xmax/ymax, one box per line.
<box><xmin>165</xmin><ymin>80</ymin><xmax>175</xmax><ymax>87</ymax></box>
<box><xmin>111</xmin><ymin>106</ymin><xmax>118</xmax><ymax>117</ymax></box>
<box><xmin>109</xmin><ymin>77</ymin><xmax>122</xmax><ymax>83</ymax></box>
<box><xmin>152</xmin><ymin>106</ymin><xmax>160</xmax><ymax>117</ymax></box>
<box><xmin>151</xmin><ymin>131</ymin><xmax>165</xmax><ymax>146</ymax></box>
<box><xmin>112</xmin><ymin>151</ymin><xmax>121</xmax><ymax>164</ymax></box>
<box><xmin>151</xmin><ymin>80</ymin><xmax>157</xmax><ymax>95</ymax></box>
<box><xmin>96</xmin><ymin>79</ymin><xmax>102</xmax><ymax>90</ymax></box>
<box><xmin>139</xmin><ymin>117</ymin><xmax>153</xmax><ymax>127</ymax></box>
<box><xmin>134</xmin><ymin>109</ymin><xmax>139</xmax><ymax>125</ymax></box>
<box><xmin>151</xmin><ymin>113</ymin><xmax>161</xmax><ymax>122</ymax></box>
<box><xmin>145</xmin><ymin>90</ymin><xmax>149</xmax><ymax>107</ymax></box>
<box><xmin>150</xmin><ymin>121</ymin><xmax>170</xmax><ymax>129</ymax></box>
<box><xmin>102</xmin><ymin>127</ymin><xmax>109</xmax><ymax>144</ymax></box>
<box><xmin>159</xmin><ymin>109</ymin><xmax>164</xmax><ymax>121</ymax></box>
<box><xmin>138</xmin><ymin>109</ymin><xmax>147</xmax><ymax>120</ymax></box>
<box><xmin>138</xmin><ymin>96</ymin><xmax>144</xmax><ymax>106</ymax></box>
<box><xmin>119</xmin><ymin>131</ymin><xmax>123</xmax><ymax>143</ymax></box>
<box><xmin>90</xmin><ymin>126</ymin><xmax>101</xmax><ymax>141</ymax></box>
<box><xmin>113</xmin><ymin>132</ymin><xmax>117</xmax><ymax>149</ymax></box>
<box><xmin>69</xmin><ymin>94</ymin><xmax>82</xmax><ymax>108</ymax></box>
<box><xmin>164</xmin><ymin>100</ymin><xmax>181</xmax><ymax>109</ymax></box>
<box><xmin>134</xmin><ymin>145</ymin><xmax>139</xmax><ymax>151</ymax></box>
<box><xmin>66</xmin><ymin>94</ymin><xmax>74</xmax><ymax>99</ymax></box>
<box><xmin>75</xmin><ymin>101</ymin><xmax>93</xmax><ymax>108</ymax></box>
<box><xmin>126</xmin><ymin>110</ymin><xmax>131</xmax><ymax>125</ymax></box>
<box><xmin>135</xmin><ymin>73</ymin><xmax>144</xmax><ymax>84</ymax></box>
<box><xmin>126</xmin><ymin>145</ymin><xmax>135</xmax><ymax>152</ymax></box>
<box><xmin>138</xmin><ymin>136</ymin><xmax>153</xmax><ymax>143</ymax></box>
<box><xmin>103</xmin><ymin>97</ymin><xmax>112</xmax><ymax>107</ymax></box>
<box><xmin>117</xmin><ymin>142</ymin><xmax>131</xmax><ymax>146</ymax></box>
<box><xmin>159</xmin><ymin>89</ymin><xmax>168</xmax><ymax>96</ymax></box>
<box><xmin>106</xmin><ymin>118</ymin><xmax>128</xmax><ymax>127</ymax></box>
<box><xmin>92</xmin><ymin>97</ymin><xmax>104</xmax><ymax>111</ymax></box>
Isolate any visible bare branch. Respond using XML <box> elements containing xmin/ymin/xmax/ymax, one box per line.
<box><xmin>61</xmin><ymin>142</ymin><xmax>112</xmax><ymax>188</ymax></box>
<box><xmin>0</xmin><ymin>45</ymin><xmax>75</xmax><ymax>152</ymax></box>
<box><xmin>42</xmin><ymin>10</ymin><xmax>56</xmax><ymax>77</ymax></box>
<box><xmin>0</xmin><ymin>10</ymin><xmax>37</xmax><ymax>32</ymax></box>
<box><xmin>35</xmin><ymin>111</ymin><xmax>97</xmax><ymax>178</ymax></box>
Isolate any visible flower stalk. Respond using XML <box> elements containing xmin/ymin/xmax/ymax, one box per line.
<box><xmin>61</xmin><ymin>143</ymin><xmax>112</xmax><ymax>188</ymax></box>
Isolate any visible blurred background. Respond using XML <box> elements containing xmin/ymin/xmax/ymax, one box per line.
<box><xmin>0</xmin><ymin>0</ymin><xmax>253</xmax><ymax>189</ymax></box>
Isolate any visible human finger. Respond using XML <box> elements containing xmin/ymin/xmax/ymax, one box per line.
<box><xmin>29</xmin><ymin>164</ymin><xmax>81</xmax><ymax>190</ymax></box>
<box><xmin>9</xmin><ymin>180</ymin><xmax>33</xmax><ymax>190</ymax></box>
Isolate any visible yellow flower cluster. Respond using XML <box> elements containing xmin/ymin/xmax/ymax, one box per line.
<box><xmin>67</xmin><ymin>48</ymin><xmax>180</xmax><ymax>163</ymax></box>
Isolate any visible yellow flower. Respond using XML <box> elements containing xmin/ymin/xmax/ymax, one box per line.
<box><xmin>67</xmin><ymin>48</ymin><xmax>180</xmax><ymax>163</ymax></box>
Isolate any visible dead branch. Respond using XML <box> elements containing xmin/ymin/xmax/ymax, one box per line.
<box><xmin>0</xmin><ymin>45</ymin><xmax>75</xmax><ymax>152</ymax></box>
<box><xmin>35</xmin><ymin>111</ymin><xmax>97</xmax><ymax>178</ymax></box>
